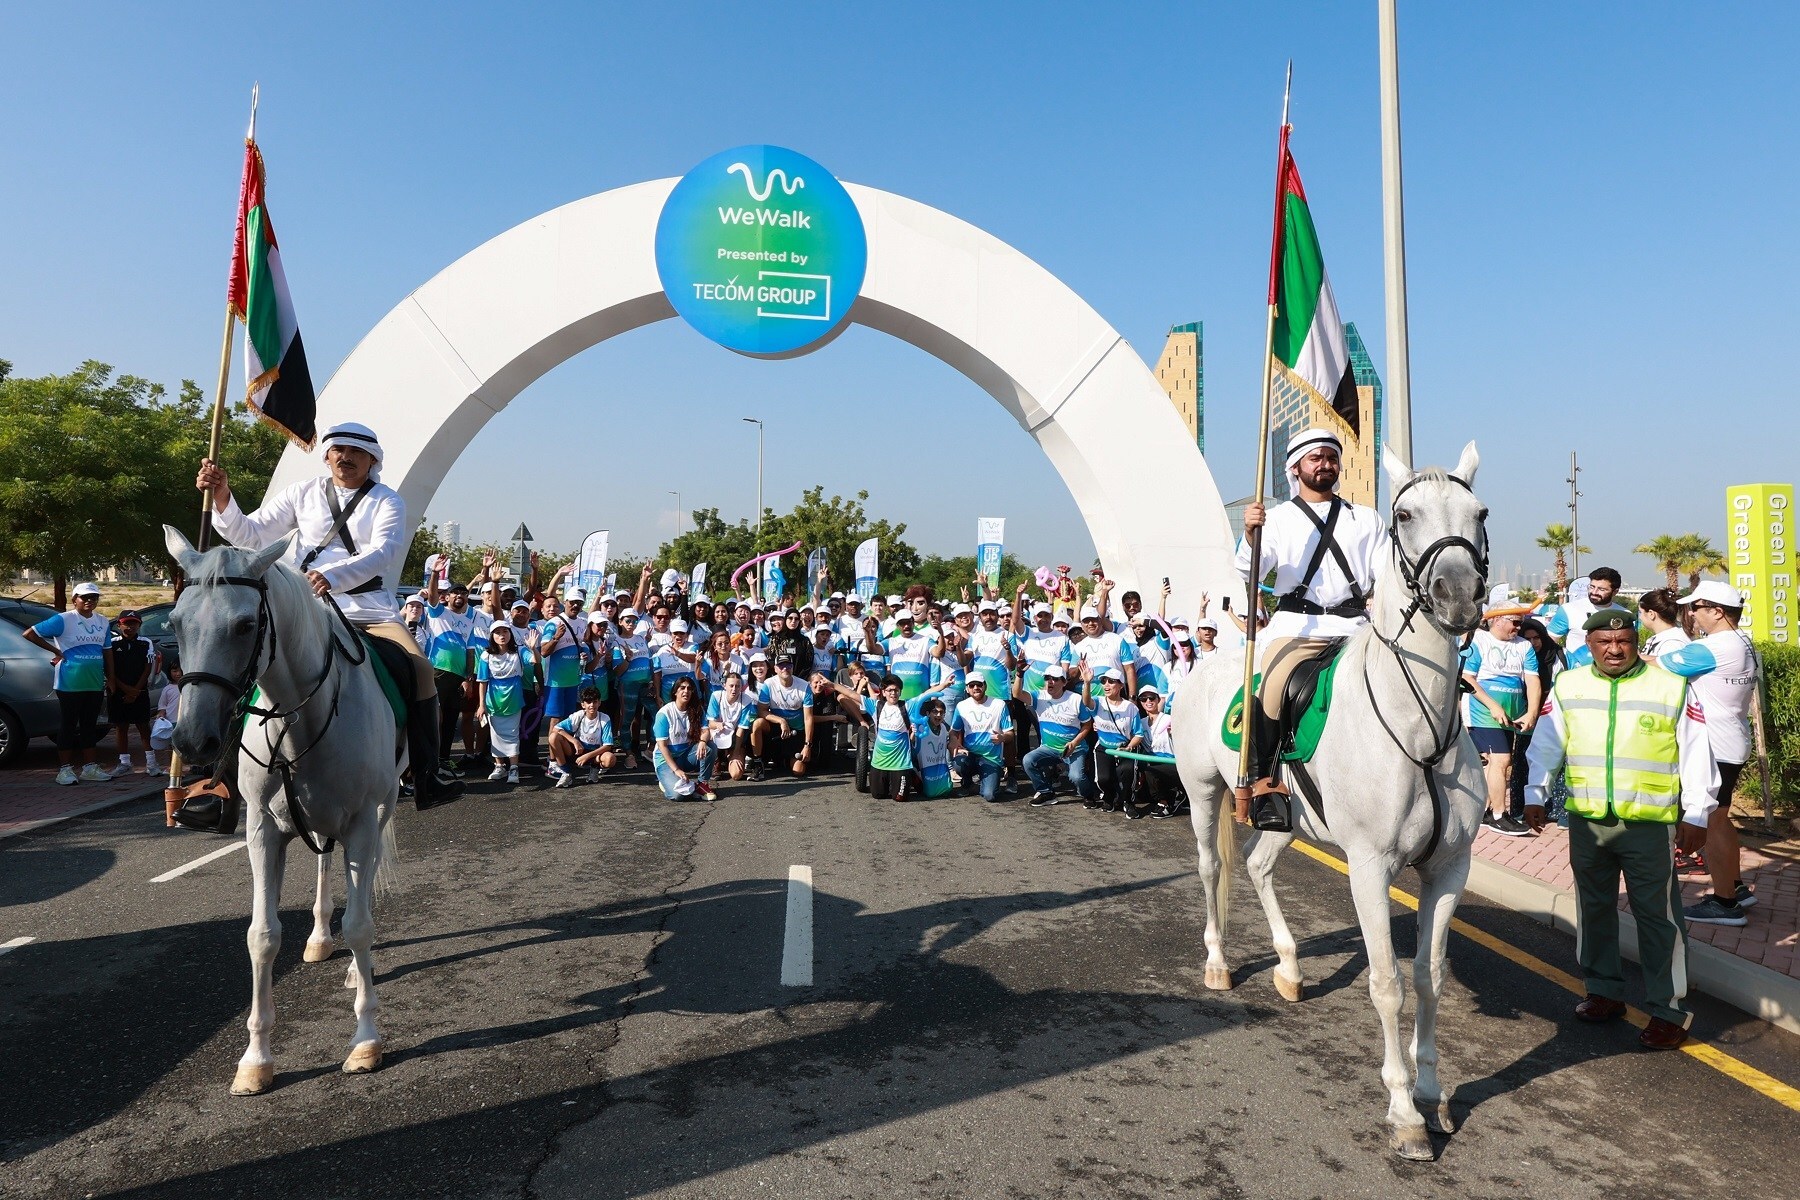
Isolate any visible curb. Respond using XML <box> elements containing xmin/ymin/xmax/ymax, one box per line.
<box><xmin>0</xmin><ymin>782</ymin><xmax>165</xmax><ymax>841</ymax></box>
<box><xmin>1465</xmin><ymin>855</ymin><xmax>1800</xmax><ymax>1037</ymax></box>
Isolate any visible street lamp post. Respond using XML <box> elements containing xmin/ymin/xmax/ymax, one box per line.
<box><xmin>668</xmin><ymin>490</ymin><xmax>682</xmax><ymax>540</ymax></box>
<box><xmin>742</xmin><ymin>417</ymin><xmax>764</xmax><ymax>552</ymax></box>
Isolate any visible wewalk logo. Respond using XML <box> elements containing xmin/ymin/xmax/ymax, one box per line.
<box><xmin>655</xmin><ymin>146</ymin><xmax>867</xmax><ymax>357</ymax></box>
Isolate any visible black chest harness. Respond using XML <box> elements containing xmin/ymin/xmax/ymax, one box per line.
<box><xmin>177</xmin><ymin>573</ymin><xmax>368</xmax><ymax>856</ymax></box>
<box><xmin>299</xmin><ymin>479</ymin><xmax>383</xmax><ymax>594</ymax></box>
<box><xmin>1275</xmin><ymin>497</ymin><xmax>1370</xmax><ymax>619</ymax></box>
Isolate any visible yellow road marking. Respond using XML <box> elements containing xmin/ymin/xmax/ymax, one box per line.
<box><xmin>1286</xmin><ymin>838</ymin><xmax>1800</xmax><ymax>1113</ymax></box>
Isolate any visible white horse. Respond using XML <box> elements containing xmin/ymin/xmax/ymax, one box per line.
<box><xmin>1172</xmin><ymin>445</ymin><xmax>1489</xmax><ymax>1161</ymax></box>
<box><xmin>163</xmin><ymin>526</ymin><xmax>401</xmax><ymax>1095</ymax></box>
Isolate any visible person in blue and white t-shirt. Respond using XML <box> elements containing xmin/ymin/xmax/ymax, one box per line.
<box><xmin>1460</xmin><ymin>606</ymin><xmax>1541</xmax><ymax>837</ymax></box>
<box><xmin>950</xmin><ymin>674</ymin><xmax>1014</xmax><ymax>802</ymax></box>
<box><xmin>1015</xmin><ymin>664</ymin><xmax>1097</xmax><ymax>807</ymax></box>
<box><xmin>1072</xmin><ymin>604</ymin><xmax>1138</xmax><ymax>699</ymax></box>
<box><xmin>751</xmin><ymin>655</ymin><xmax>815</xmax><ymax>780</ymax></box>
<box><xmin>24</xmin><ymin>582</ymin><xmax>115</xmax><ymax>784</ymax></box>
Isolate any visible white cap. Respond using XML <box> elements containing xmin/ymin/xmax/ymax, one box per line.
<box><xmin>661</xmin><ymin>568</ymin><xmax>683</xmax><ymax>590</ymax></box>
<box><xmin>1053</xmin><ymin>609</ymin><xmax>1074</xmax><ymax>626</ymax></box>
<box><xmin>480</xmin><ymin>582</ymin><xmax>496</xmax><ymax>594</ymax></box>
<box><xmin>319</xmin><ymin>422</ymin><xmax>384</xmax><ymax>474</ymax></box>
<box><xmin>1678</xmin><ymin>580</ymin><xmax>1745</xmax><ymax>608</ymax></box>
<box><xmin>1197</xmin><ymin>618</ymin><xmax>1218</xmax><ymax>631</ymax></box>
<box><xmin>814</xmin><ymin>624</ymin><xmax>835</xmax><ymax>637</ymax></box>
<box><xmin>893</xmin><ymin>610</ymin><xmax>916</xmax><ymax>623</ymax></box>
<box><xmin>951</xmin><ymin>603</ymin><xmax>972</xmax><ymax>616</ymax></box>
<box><xmin>748</xmin><ymin>650</ymin><xmax>768</xmax><ymax>663</ymax></box>
<box><xmin>563</xmin><ymin>588</ymin><xmax>585</xmax><ymax>602</ymax></box>
<box><xmin>1284</xmin><ymin>427</ymin><xmax>1342</xmax><ymax>473</ymax></box>
<box><xmin>73</xmin><ymin>581</ymin><xmax>102</xmax><ymax>598</ymax></box>
<box><xmin>669</xmin><ymin>619</ymin><xmax>690</xmax><ymax>634</ymax></box>
<box><xmin>510</xmin><ymin>598</ymin><xmax>530</xmax><ymax>611</ymax></box>
<box><xmin>403</xmin><ymin>594</ymin><xmax>425</xmax><ymax>607</ymax></box>
<box><xmin>997</xmin><ymin>603</ymin><xmax>1013</xmax><ymax>615</ymax></box>
<box><xmin>845</xmin><ymin>594</ymin><xmax>864</xmax><ymax>605</ymax></box>
<box><xmin>619</xmin><ymin>607</ymin><xmax>639</xmax><ymax>619</ymax></box>
<box><xmin>977</xmin><ymin>598</ymin><xmax>998</xmax><ymax>612</ymax></box>
<box><xmin>1137</xmin><ymin>683</ymin><xmax>1164</xmax><ymax>698</ymax></box>
<box><xmin>1042</xmin><ymin>665</ymin><xmax>1067</xmax><ymax>680</ymax></box>
<box><xmin>693</xmin><ymin>593</ymin><xmax>711</xmax><ymax>605</ymax></box>
<box><xmin>1170</xmin><ymin>616</ymin><xmax>1190</xmax><ymax>629</ymax></box>
<box><xmin>1101</xmin><ymin>667</ymin><xmax>1125</xmax><ymax>682</ymax></box>
<box><xmin>885</xmin><ymin>594</ymin><xmax>903</xmax><ymax>605</ymax></box>
<box><xmin>1080</xmin><ymin>604</ymin><xmax>1100</xmax><ymax>619</ymax></box>
<box><xmin>829</xmin><ymin>591</ymin><xmax>845</xmax><ymax>600</ymax></box>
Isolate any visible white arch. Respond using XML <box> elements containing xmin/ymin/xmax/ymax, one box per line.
<box><xmin>270</xmin><ymin>179</ymin><xmax>1238</xmax><ymax>606</ymax></box>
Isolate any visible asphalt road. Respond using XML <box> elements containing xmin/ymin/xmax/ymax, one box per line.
<box><xmin>3</xmin><ymin>756</ymin><xmax>1798</xmax><ymax>1199</ymax></box>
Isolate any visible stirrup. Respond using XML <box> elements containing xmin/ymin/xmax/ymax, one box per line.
<box><xmin>1249</xmin><ymin>779</ymin><xmax>1292</xmax><ymax>833</ymax></box>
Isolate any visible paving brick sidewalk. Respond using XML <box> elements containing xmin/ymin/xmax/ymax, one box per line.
<box><xmin>0</xmin><ymin>730</ymin><xmax>166</xmax><ymax>839</ymax></box>
<box><xmin>1474</xmin><ymin>819</ymin><xmax>1799</xmax><ymax>981</ymax></box>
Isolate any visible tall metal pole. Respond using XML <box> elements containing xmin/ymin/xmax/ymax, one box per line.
<box><xmin>742</xmin><ymin>416</ymin><xmax>764</xmax><ymax>551</ymax></box>
<box><xmin>1378</xmin><ymin>0</ymin><xmax>1413</xmax><ymax>466</ymax></box>
<box><xmin>1567</xmin><ymin>451</ymin><xmax>1583</xmax><ymax>581</ymax></box>
<box><xmin>1236</xmin><ymin>64</ymin><xmax>1293</xmax><ymax>795</ymax></box>
<box><xmin>668</xmin><ymin>490</ymin><xmax>681</xmax><ymax>539</ymax></box>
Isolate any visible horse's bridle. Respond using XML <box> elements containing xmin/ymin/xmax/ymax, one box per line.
<box><xmin>1361</xmin><ymin>472</ymin><xmax>1491</xmax><ymax>867</ymax></box>
<box><xmin>176</xmin><ymin>573</ymin><xmax>363</xmax><ymax>854</ymax></box>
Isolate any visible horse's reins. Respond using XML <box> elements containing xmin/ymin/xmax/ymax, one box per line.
<box><xmin>177</xmin><ymin>573</ymin><xmax>367</xmax><ymax>856</ymax></box>
<box><xmin>1361</xmin><ymin>472</ymin><xmax>1489</xmax><ymax>868</ymax></box>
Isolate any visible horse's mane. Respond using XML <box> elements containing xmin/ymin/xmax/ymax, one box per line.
<box><xmin>190</xmin><ymin>543</ymin><xmax>331</xmax><ymax>651</ymax></box>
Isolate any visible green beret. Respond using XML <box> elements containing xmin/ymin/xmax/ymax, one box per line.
<box><xmin>1583</xmin><ymin>610</ymin><xmax>1634</xmax><ymax>632</ymax></box>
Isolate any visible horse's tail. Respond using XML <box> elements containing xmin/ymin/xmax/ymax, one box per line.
<box><xmin>1214</xmin><ymin>787</ymin><xmax>1236</xmax><ymax>930</ymax></box>
<box><xmin>374</xmin><ymin>801</ymin><xmax>401</xmax><ymax>900</ymax></box>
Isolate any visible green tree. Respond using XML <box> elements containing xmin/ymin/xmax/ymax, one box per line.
<box><xmin>1677</xmin><ymin>535</ymin><xmax>1727</xmax><ymax>591</ymax></box>
<box><xmin>1535</xmin><ymin>523</ymin><xmax>1589</xmax><ymax>595</ymax></box>
<box><xmin>898</xmin><ymin>553</ymin><xmax>1032</xmax><ymax>602</ymax></box>
<box><xmin>0</xmin><ymin>359</ymin><xmax>284</xmax><ymax>607</ymax></box>
<box><xmin>656</xmin><ymin>487</ymin><xmax>919</xmax><ymax>602</ymax></box>
<box><xmin>1634</xmin><ymin>534</ymin><xmax>1690</xmax><ymax>591</ymax></box>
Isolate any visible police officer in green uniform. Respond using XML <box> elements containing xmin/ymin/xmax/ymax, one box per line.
<box><xmin>1522</xmin><ymin>609</ymin><xmax>1718</xmax><ymax>1050</ymax></box>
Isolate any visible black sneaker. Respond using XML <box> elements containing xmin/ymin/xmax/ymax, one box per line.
<box><xmin>1123</xmin><ymin>804</ymin><xmax>1145</xmax><ymax>821</ymax></box>
<box><xmin>1029</xmin><ymin>791</ymin><xmax>1056</xmax><ymax>807</ymax></box>
<box><xmin>1149</xmin><ymin>803</ymin><xmax>1174</xmax><ymax>820</ymax></box>
<box><xmin>750</xmin><ymin>761</ymin><xmax>767</xmax><ymax>783</ymax></box>
<box><xmin>1082</xmin><ymin>795</ymin><xmax>1104</xmax><ymax>810</ymax></box>
<box><xmin>1684</xmin><ymin>894</ymin><xmax>1748</xmax><ymax>926</ymax></box>
<box><xmin>1736</xmin><ymin>881</ymin><xmax>1757</xmax><ymax>908</ymax></box>
<box><xmin>1483</xmin><ymin>812</ymin><xmax>1531</xmax><ymax>837</ymax></box>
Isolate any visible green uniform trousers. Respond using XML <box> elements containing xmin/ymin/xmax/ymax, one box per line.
<box><xmin>1568</xmin><ymin>813</ymin><xmax>1691</xmax><ymax>1028</ymax></box>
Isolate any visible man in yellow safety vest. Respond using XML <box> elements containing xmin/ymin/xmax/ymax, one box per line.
<box><xmin>1523</xmin><ymin>609</ymin><xmax>1717</xmax><ymax>1051</ymax></box>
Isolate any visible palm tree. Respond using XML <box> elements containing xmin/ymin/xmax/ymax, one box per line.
<box><xmin>1536</xmin><ymin>524</ymin><xmax>1588</xmax><ymax>595</ymax></box>
<box><xmin>1635</xmin><ymin>534</ymin><xmax>1688</xmax><ymax>591</ymax></box>
<box><xmin>1677</xmin><ymin>534</ymin><xmax>1727</xmax><ymax>591</ymax></box>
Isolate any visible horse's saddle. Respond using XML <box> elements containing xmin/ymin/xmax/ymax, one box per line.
<box><xmin>1221</xmin><ymin>638</ymin><xmax>1348</xmax><ymax>764</ymax></box>
<box><xmin>359</xmin><ymin>633</ymin><xmax>412</xmax><ymax>731</ymax></box>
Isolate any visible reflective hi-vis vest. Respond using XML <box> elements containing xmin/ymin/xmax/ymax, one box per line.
<box><xmin>1553</xmin><ymin>661</ymin><xmax>1687</xmax><ymax>823</ymax></box>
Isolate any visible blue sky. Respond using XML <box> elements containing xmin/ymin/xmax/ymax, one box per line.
<box><xmin>4</xmin><ymin>3</ymin><xmax>1796</xmax><ymax>585</ymax></box>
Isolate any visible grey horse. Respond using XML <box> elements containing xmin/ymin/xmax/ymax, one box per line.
<box><xmin>163</xmin><ymin>526</ymin><xmax>400</xmax><ymax>1095</ymax></box>
<box><xmin>1172</xmin><ymin>444</ymin><xmax>1489</xmax><ymax>1161</ymax></box>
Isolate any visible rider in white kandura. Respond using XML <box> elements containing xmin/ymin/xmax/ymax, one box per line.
<box><xmin>173</xmin><ymin>422</ymin><xmax>462</xmax><ymax>831</ymax></box>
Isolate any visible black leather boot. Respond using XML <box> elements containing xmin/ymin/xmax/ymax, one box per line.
<box><xmin>1248</xmin><ymin>710</ymin><xmax>1293</xmax><ymax>833</ymax></box>
<box><xmin>172</xmin><ymin>779</ymin><xmax>239</xmax><ymax>835</ymax></box>
<box><xmin>410</xmin><ymin>695</ymin><xmax>463</xmax><ymax>811</ymax></box>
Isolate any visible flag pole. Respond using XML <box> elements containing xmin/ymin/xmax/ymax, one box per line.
<box><xmin>1378</xmin><ymin>0</ymin><xmax>1413</xmax><ymax>467</ymax></box>
<box><xmin>1235</xmin><ymin>63</ymin><xmax>1292</xmax><ymax>795</ymax></box>
<box><xmin>169</xmin><ymin>83</ymin><xmax>258</xmax><ymax>813</ymax></box>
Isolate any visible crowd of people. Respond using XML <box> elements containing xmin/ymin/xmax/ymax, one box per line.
<box><xmin>406</xmin><ymin>554</ymin><xmax>1239</xmax><ymax>816</ymax></box>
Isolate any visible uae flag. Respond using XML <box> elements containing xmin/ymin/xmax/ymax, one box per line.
<box><xmin>228</xmin><ymin>139</ymin><xmax>317</xmax><ymax>448</ymax></box>
<box><xmin>1269</xmin><ymin>125</ymin><xmax>1358</xmax><ymax>435</ymax></box>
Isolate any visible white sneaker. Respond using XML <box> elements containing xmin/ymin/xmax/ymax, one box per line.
<box><xmin>79</xmin><ymin>764</ymin><xmax>113</xmax><ymax>783</ymax></box>
<box><xmin>487</xmin><ymin>765</ymin><xmax>509</xmax><ymax>782</ymax></box>
<box><xmin>117</xmin><ymin>757</ymin><xmax>134</xmax><ymax>775</ymax></box>
<box><xmin>553</xmin><ymin>771</ymin><xmax>574</xmax><ymax>789</ymax></box>
<box><xmin>145</xmin><ymin>756</ymin><xmax>161</xmax><ymax>775</ymax></box>
<box><xmin>506</xmin><ymin>767</ymin><xmax>520</xmax><ymax>784</ymax></box>
<box><xmin>585</xmin><ymin>768</ymin><xmax>602</xmax><ymax>784</ymax></box>
<box><xmin>56</xmin><ymin>765</ymin><xmax>78</xmax><ymax>786</ymax></box>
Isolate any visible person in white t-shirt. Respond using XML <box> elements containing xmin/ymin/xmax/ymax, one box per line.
<box><xmin>1657</xmin><ymin>581</ymin><xmax>1761</xmax><ymax>925</ymax></box>
<box><xmin>23</xmin><ymin>582</ymin><xmax>114</xmax><ymax>784</ymax></box>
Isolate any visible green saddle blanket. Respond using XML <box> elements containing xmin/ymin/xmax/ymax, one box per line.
<box><xmin>242</xmin><ymin>632</ymin><xmax>408</xmax><ymax>729</ymax></box>
<box><xmin>1219</xmin><ymin>657</ymin><xmax>1340</xmax><ymax>765</ymax></box>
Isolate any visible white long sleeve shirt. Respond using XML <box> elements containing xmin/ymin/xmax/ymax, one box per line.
<box><xmin>213</xmin><ymin>475</ymin><xmax>406</xmax><ymax>624</ymax></box>
<box><xmin>1235</xmin><ymin>496</ymin><xmax>1388</xmax><ymax>641</ymax></box>
<box><xmin>1523</xmin><ymin>670</ymin><xmax>1719</xmax><ymax>827</ymax></box>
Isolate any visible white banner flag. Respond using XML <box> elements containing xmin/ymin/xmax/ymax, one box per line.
<box><xmin>691</xmin><ymin>562</ymin><xmax>708</xmax><ymax>591</ymax></box>
<box><xmin>854</xmin><ymin>537</ymin><xmax>879</xmax><ymax>602</ymax></box>
<box><xmin>576</xmin><ymin>530</ymin><xmax>610</xmax><ymax>596</ymax></box>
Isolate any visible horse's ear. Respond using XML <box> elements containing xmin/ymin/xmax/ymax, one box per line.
<box><xmin>247</xmin><ymin>532</ymin><xmax>296</xmax><ymax>577</ymax></box>
<box><xmin>1454</xmin><ymin>441</ymin><xmax>1480</xmax><ymax>486</ymax></box>
<box><xmin>162</xmin><ymin>524</ymin><xmax>203</xmax><ymax>574</ymax></box>
<box><xmin>1382</xmin><ymin>444</ymin><xmax>1413</xmax><ymax>492</ymax></box>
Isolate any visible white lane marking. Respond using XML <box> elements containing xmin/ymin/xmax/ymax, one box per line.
<box><xmin>0</xmin><ymin>936</ymin><xmax>36</xmax><ymax>956</ymax></box>
<box><xmin>151</xmin><ymin>841</ymin><xmax>245</xmax><ymax>883</ymax></box>
<box><xmin>781</xmin><ymin>864</ymin><xmax>814</xmax><ymax>987</ymax></box>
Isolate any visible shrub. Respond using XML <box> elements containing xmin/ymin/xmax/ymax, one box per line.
<box><xmin>1751</xmin><ymin>641</ymin><xmax>1800</xmax><ymax>817</ymax></box>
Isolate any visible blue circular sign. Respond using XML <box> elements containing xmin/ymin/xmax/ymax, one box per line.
<box><xmin>655</xmin><ymin>145</ymin><xmax>868</xmax><ymax>358</ymax></box>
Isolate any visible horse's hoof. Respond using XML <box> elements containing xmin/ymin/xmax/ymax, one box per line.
<box><xmin>230</xmin><ymin>1063</ymin><xmax>275</xmax><ymax>1096</ymax></box>
<box><xmin>1421</xmin><ymin>1100</ymin><xmax>1457</xmax><ymax>1135</ymax></box>
<box><xmin>1273</xmin><ymin>971</ymin><xmax>1305</xmax><ymax>1003</ymax></box>
<box><xmin>1204</xmin><ymin>964</ymin><xmax>1234</xmax><ymax>991</ymax></box>
<box><xmin>1388</xmin><ymin>1123</ymin><xmax>1435</xmax><ymax>1161</ymax></box>
<box><xmin>343</xmin><ymin>1041</ymin><xmax>384</xmax><ymax>1075</ymax></box>
<box><xmin>303</xmin><ymin>938</ymin><xmax>337</xmax><ymax>963</ymax></box>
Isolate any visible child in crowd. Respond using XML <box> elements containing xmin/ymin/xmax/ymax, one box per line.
<box><xmin>548</xmin><ymin>686</ymin><xmax>616</xmax><ymax>787</ymax></box>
